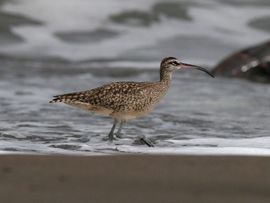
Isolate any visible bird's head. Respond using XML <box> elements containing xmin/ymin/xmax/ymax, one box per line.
<box><xmin>160</xmin><ymin>57</ymin><xmax>214</xmax><ymax>77</ymax></box>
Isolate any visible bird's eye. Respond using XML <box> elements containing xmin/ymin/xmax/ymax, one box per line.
<box><xmin>171</xmin><ymin>61</ymin><xmax>179</xmax><ymax>66</ymax></box>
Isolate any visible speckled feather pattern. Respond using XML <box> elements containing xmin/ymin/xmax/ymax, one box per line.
<box><xmin>50</xmin><ymin>57</ymin><xmax>177</xmax><ymax>121</ymax></box>
<box><xmin>50</xmin><ymin>81</ymin><xmax>170</xmax><ymax>120</ymax></box>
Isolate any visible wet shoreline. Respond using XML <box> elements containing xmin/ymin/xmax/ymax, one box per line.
<box><xmin>0</xmin><ymin>58</ymin><xmax>270</xmax><ymax>155</ymax></box>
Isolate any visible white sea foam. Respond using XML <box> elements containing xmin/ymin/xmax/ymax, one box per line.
<box><xmin>2</xmin><ymin>137</ymin><xmax>270</xmax><ymax>156</ymax></box>
<box><xmin>117</xmin><ymin>145</ymin><xmax>270</xmax><ymax>156</ymax></box>
<box><xmin>113</xmin><ymin>136</ymin><xmax>270</xmax><ymax>156</ymax></box>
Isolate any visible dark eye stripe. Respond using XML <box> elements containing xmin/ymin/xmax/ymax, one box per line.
<box><xmin>171</xmin><ymin>61</ymin><xmax>179</xmax><ymax>65</ymax></box>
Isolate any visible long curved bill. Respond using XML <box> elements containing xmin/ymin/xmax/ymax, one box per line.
<box><xmin>181</xmin><ymin>62</ymin><xmax>214</xmax><ymax>78</ymax></box>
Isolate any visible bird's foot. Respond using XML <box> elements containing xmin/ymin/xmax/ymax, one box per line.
<box><xmin>115</xmin><ymin>132</ymin><xmax>123</xmax><ymax>139</ymax></box>
<box><xmin>102</xmin><ymin>134</ymin><xmax>123</xmax><ymax>141</ymax></box>
<box><xmin>102</xmin><ymin>133</ymin><xmax>115</xmax><ymax>142</ymax></box>
<box><xmin>134</xmin><ymin>136</ymin><xmax>155</xmax><ymax>147</ymax></box>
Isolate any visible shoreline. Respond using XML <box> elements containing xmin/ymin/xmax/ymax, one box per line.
<box><xmin>1</xmin><ymin>154</ymin><xmax>270</xmax><ymax>203</ymax></box>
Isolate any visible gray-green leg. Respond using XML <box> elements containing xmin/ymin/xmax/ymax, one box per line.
<box><xmin>115</xmin><ymin>121</ymin><xmax>125</xmax><ymax>138</ymax></box>
<box><xmin>108</xmin><ymin>119</ymin><xmax>118</xmax><ymax>142</ymax></box>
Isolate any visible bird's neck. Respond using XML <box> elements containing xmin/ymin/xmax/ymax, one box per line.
<box><xmin>160</xmin><ymin>68</ymin><xmax>172</xmax><ymax>87</ymax></box>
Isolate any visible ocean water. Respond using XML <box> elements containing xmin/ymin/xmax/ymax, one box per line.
<box><xmin>0</xmin><ymin>0</ymin><xmax>270</xmax><ymax>155</ymax></box>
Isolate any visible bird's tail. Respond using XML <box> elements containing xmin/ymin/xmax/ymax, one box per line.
<box><xmin>49</xmin><ymin>97</ymin><xmax>62</xmax><ymax>103</ymax></box>
<box><xmin>49</xmin><ymin>92</ymin><xmax>84</xmax><ymax>103</ymax></box>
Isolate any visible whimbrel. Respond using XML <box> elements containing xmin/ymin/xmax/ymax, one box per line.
<box><xmin>50</xmin><ymin>57</ymin><xmax>214</xmax><ymax>146</ymax></box>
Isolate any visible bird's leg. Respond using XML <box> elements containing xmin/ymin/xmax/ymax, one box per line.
<box><xmin>115</xmin><ymin>120</ymin><xmax>125</xmax><ymax>138</ymax></box>
<box><xmin>108</xmin><ymin>119</ymin><xmax>118</xmax><ymax>142</ymax></box>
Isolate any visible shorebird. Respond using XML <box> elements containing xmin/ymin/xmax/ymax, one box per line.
<box><xmin>50</xmin><ymin>57</ymin><xmax>214</xmax><ymax>146</ymax></box>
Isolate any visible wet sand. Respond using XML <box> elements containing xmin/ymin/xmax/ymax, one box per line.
<box><xmin>0</xmin><ymin>155</ymin><xmax>270</xmax><ymax>203</ymax></box>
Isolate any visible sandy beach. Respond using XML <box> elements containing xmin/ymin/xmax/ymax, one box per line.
<box><xmin>0</xmin><ymin>154</ymin><xmax>270</xmax><ymax>203</ymax></box>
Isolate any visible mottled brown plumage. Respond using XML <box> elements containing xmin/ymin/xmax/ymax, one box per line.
<box><xmin>50</xmin><ymin>81</ymin><xmax>169</xmax><ymax>120</ymax></box>
<box><xmin>50</xmin><ymin>57</ymin><xmax>213</xmax><ymax>144</ymax></box>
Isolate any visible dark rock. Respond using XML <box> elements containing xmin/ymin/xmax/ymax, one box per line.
<box><xmin>212</xmin><ymin>40</ymin><xmax>270</xmax><ymax>83</ymax></box>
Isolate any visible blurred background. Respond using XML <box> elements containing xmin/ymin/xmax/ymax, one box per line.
<box><xmin>0</xmin><ymin>0</ymin><xmax>270</xmax><ymax>154</ymax></box>
<box><xmin>1</xmin><ymin>0</ymin><xmax>270</xmax><ymax>63</ymax></box>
